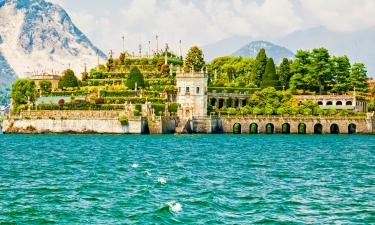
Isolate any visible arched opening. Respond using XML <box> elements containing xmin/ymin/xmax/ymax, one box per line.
<box><xmin>249</xmin><ymin>123</ymin><xmax>258</xmax><ymax>134</ymax></box>
<box><xmin>233</xmin><ymin>123</ymin><xmax>242</xmax><ymax>134</ymax></box>
<box><xmin>227</xmin><ymin>98</ymin><xmax>232</xmax><ymax>108</ymax></box>
<box><xmin>234</xmin><ymin>99</ymin><xmax>239</xmax><ymax>108</ymax></box>
<box><xmin>318</xmin><ymin>101</ymin><xmax>323</xmax><ymax>106</ymax></box>
<box><xmin>336</xmin><ymin>101</ymin><xmax>343</xmax><ymax>106</ymax></box>
<box><xmin>218</xmin><ymin>99</ymin><xmax>224</xmax><ymax>109</ymax></box>
<box><xmin>314</xmin><ymin>124</ymin><xmax>323</xmax><ymax>134</ymax></box>
<box><xmin>210</xmin><ymin>98</ymin><xmax>217</xmax><ymax>107</ymax></box>
<box><xmin>265</xmin><ymin>123</ymin><xmax>274</xmax><ymax>134</ymax></box>
<box><xmin>282</xmin><ymin>123</ymin><xmax>290</xmax><ymax>134</ymax></box>
<box><xmin>348</xmin><ymin>124</ymin><xmax>356</xmax><ymax>134</ymax></box>
<box><xmin>330</xmin><ymin>124</ymin><xmax>340</xmax><ymax>134</ymax></box>
<box><xmin>327</xmin><ymin>101</ymin><xmax>333</xmax><ymax>106</ymax></box>
<box><xmin>346</xmin><ymin>101</ymin><xmax>353</xmax><ymax>106</ymax></box>
<box><xmin>298</xmin><ymin>123</ymin><xmax>307</xmax><ymax>134</ymax></box>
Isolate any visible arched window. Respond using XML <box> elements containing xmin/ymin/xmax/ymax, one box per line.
<box><xmin>327</xmin><ymin>101</ymin><xmax>333</xmax><ymax>106</ymax></box>
<box><xmin>346</xmin><ymin>101</ymin><xmax>353</xmax><ymax>106</ymax></box>
<box><xmin>318</xmin><ymin>101</ymin><xmax>323</xmax><ymax>106</ymax></box>
<box><xmin>336</xmin><ymin>101</ymin><xmax>343</xmax><ymax>106</ymax></box>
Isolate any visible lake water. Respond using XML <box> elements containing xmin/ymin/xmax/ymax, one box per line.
<box><xmin>0</xmin><ymin>134</ymin><xmax>374</xmax><ymax>224</ymax></box>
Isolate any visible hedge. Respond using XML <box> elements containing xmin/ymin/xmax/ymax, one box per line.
<box><xmin>208</xmin><ymin>87</ymin><xmax>260</xmax><ymax>94</ymax></box>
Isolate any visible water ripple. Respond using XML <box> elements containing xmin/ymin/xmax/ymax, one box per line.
<box><xmin>0</xmin><ymin>134</ymin><xmax>374</xmax><ymax>224</ymax></box>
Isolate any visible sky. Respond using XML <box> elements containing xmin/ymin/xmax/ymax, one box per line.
<box><xmin>49</xmin><ymin>0</ymin><xmax>375</xmax><ymax>56</ymax></box>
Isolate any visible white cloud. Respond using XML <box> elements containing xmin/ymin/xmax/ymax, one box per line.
<box><xmin>299</xmin><ymin>0</ymin><xmax>375</xmax><ymax>31</ymax></box>
<box><xmin>48</xmin><ymin>0</ymin><xmax>375</xmax><ymax>56</ymax></box>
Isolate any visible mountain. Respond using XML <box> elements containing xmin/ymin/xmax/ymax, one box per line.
<box><xmin>0</xmin><ymin>0</ymin><xmax>106</xmax><ymax>85</ymax></box>
<box><xmin>202</xmin><ymin>36</ymin><xmax>252</xmax><ymax>62</ymax></box>
<box><xmin>276</xmin><ymin>26</ymin><xmax>375</xmax><ymax>77</ymax></box>
<box><xmin>0</xmin><ymin>51</ymin><xmax>17</xmax><ymax>89</ymax></box>
<box><xmin>231</xmin><ymin>41</ymin><xmax>294</xmax><ymax>64</ymax></box>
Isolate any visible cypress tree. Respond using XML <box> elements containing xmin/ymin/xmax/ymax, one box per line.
<box><xmin>251</xmin><ymin>48</ymin><xmax>267</xmax><ymax>85</ymax></box>
<box><xmin>261</xmin><ymin>58</ymin><xmax>280</xmax><ymax>89</ymax></box>
<box><xmin>126</xmin><ymin>67</ymin><xmax>145</xmax><ymax>89</ymax></box>
<box><xmin>278</xmin><ymin>58</ymin><xmax>291</xmax><ymax>89</ymax></box>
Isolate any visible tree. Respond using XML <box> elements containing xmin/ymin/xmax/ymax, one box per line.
<box><xmin>39</xmin><ymin>80</ymin><xmax>52</xmax><ymax>95</ymax></box>
<box><xmin>81</xmin><ymin>71</ymin><xmax>88</xmax><ymax>81</ymax></box>
<box><xmin>261</xmin><ymin>58</ymin><xmax>280</xmax><ymax>89</ymax></box>
<box><xmin>126</xmin><ymin>67</ymin><xmax>145</xmax><ymax>89</ymax></box>
<box><xmin>11</xmin><ymin>79</ymin><xmax>36</xmax><ymax>108</ymax></box>
<box><xmin>349</xmin><ymin>63</ymin><xmax>368</xmax><ymax>92</ymax></box>
<box><xmin>59</xmin><ymin>69</ymin><xmax>78</xmax><ymax>89</ymax></box>
<box><xmin>278</xmin><ymin>58</ymin><xmax>291</xmax><ymax>89</ymax></box>
<box><xmin>251</xmin><ymin>48</ymin><xmax>267</xmax><ymax>85</ymax></box>
<box><xmin>290</xmin><ymin>50</ymin><xmax>312</xmax><ymax>93</ymax></box>
<box><xmin>184</xmin><ymin>46</ymin><xmax>205</xmax><ymax>72</ymax></box>
<box><xmin>310</xmin><ymin>48</ymin><xmax>332</xmax><ymax>94</ymax></box>
<box><xmin>331</xmin><ymin>56</ymin><xmax>351</xmax><ymax>93</ymax></box>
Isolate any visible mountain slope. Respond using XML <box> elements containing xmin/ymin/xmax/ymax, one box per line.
<box><xmin>202</xmin><ymin>36</ymin><xmax>252</xmax><ymax>62</ymax></box>
<box><xmin>232</xmin><ymin>41</ymin><xmax>294</xmax><ymax>63</ymax></box>
<box><xmin>0</xmin><ymin>51</ymin><xmax>17</xmax><ymax>88</ymax></box>
<box><xmin>276</xmin><ymin>26</ymin><xmax>375</xmax><ymax>76</ymax></box>
<box><xmin>0</xmin><ymin>0</ymin><xmax>106</xmax><ymax>81</ymax></box>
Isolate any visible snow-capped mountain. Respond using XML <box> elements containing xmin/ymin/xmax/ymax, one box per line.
<box><xmin>232</xmin><ymin>41</ymin><xmax>294</xmax><ymax>64</ymax></box>
<box><xmin>0</xmin><ymin>0</ymin><xmax>106</xmax><ymax>85</ymax></box>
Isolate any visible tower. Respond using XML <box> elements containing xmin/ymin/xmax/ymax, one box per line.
<box><xmin>176</xmin><ymin>68</ymin><xmax>208</xmax><ymax>119</ymax></box>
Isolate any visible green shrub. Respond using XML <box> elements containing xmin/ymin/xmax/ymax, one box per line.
<box><xmin>119</xmin><ymin>116</ymin><xmax>128</xmax><ymax>125</ymax></box>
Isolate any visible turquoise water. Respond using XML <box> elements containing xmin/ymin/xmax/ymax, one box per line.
<box><xmin>0</xmin><ymin>134</ymin><xmax>374</xmax><ymax>224</ymax></box>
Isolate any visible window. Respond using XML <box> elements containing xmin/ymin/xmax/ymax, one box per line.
<box><xmin>186</xmin><ymin>87</ymin><xmax>190</xmax><ymax>93</ymax></box>
<box><xmin>196</xmin><ymin>87</ymin><xmax>200</xmax><ymax>94</ymax></box>
<box><xmin>178</xmin><ymin>87</ymin><xmax>181</xmax><ymax>93</ymax></box>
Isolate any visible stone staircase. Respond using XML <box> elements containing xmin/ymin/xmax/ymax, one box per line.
<box><xmin>175</xmin><ymin>119</ymin><xmax>192</xmax><ymax>134</ymax></box>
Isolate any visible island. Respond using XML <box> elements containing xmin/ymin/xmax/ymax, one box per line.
<box><xmin>2</xmin><ymin>46</ymin><xmax>375</xmax><ymax>134</ymax></box>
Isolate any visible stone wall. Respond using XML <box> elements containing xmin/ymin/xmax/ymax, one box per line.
<box><xmin>3</xmin><ymin>111</ymin><xmax>178</xmax><ymax>134</ymax></box>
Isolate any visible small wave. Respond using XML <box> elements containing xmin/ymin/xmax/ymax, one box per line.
<box><xmin>158</xmin><ymin>177</ymin><xmax>167</xmax><ymax>184</ymax></box>
<box><xmin>145</xmin><ymin>170</ymin><xmax>152</xmax><ymax>176</ymax></box>
<box><xmin>132</xmin><ymin>164</ymin><xmax>139</xmax><ymax>168</ymax></box>
<box><xmin>168</xmin><ymin>201</ymin><xmax>182</xmax><ymax>213</ymax></box>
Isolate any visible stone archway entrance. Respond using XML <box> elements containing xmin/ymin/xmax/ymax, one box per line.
<box><xmin>266</xmin><ymin>123</ymin><xmax>274</xmax><ymax>134</ymax></box>
<box><xmin>233</xmin><ymin>123</ymin><xmax>241</xmax><ymax>134</ymax></box>
<box><xmin>282</xmin><ymin>123</ymin><xmax>290</xmax><ymax>134</ymax></box>
<box><xmin>249</xmin><ymin>123</ymin><xmax>258</xmax><ymax>134</ymax></box>
<box><xmin>298</xmin><ymin>123</ymin><xmax>307</xmax><ymax>134</ymax></box>
<box><xmin>348</xmin><ymin>124</ymin><xmax>356</xmax><ymax>134</ymax></box>
<box><xmin>314</xmin><ymin>124</ymin><xmax>323</xmax><ymax>134</ymax></box>
<box><xmin>330</xmin><ymin>124</ymin><xmax>340</xmax><ymax>134</ymax></box>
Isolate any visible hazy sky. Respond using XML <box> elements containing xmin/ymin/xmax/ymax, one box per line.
<box><xmin>49</xmin><ymin>0</ymin><xmax>375</xmax><ymax>55</ymax></box>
